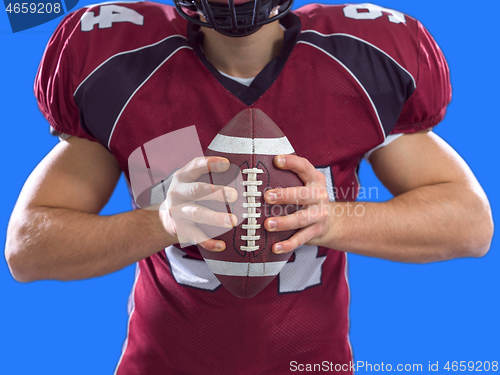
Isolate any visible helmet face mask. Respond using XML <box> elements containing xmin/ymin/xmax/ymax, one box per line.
<box><xmin>174</xmin><ymin>0</ymin><xmax>294</xmax><ymax>37</ymax></box>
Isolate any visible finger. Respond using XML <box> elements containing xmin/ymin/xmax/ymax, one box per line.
<box><xmin>265</xmin><ymin>186</ymin><xmax>328</xmax><ymax>205</ymax></box>
<box><xmin>272</xmin><ymin>225</ymin><xmax>321</xmax><ymax>254</ymax></box>
<box><xmin>265</xmin><ymin>204</ymin><xmax>329</xmax><ymax>232</ymax></box>
<box><xmin>171</xmin><ymin>182</ymin><xmax>238</xmax><ymax>202</ymax></box>
<box><xmin>198</xmin><ymin>239</ymin><xmax>226</xmax><ymax>252</ymax></box>
<box><xmin>176</xmin><ymin>221</ymin><xmax>225</xmax><ymax>252</ymax></box>
<box><xmin>176</xmin><ymin>157</ymin><xmax>230</xmax><ymax>182</ymax></box>
<box><xmin>274</xmin><ymin>155</ymin><xmax>326</xmax><ymax>186</ymax></box>
<box><xmin>198</xmin><ymin>185</ymin><xmax>238</xmax><ymax>203</ymax></box>
<box><xmin>170</xmin><ymin>204</ymin><xmax>238</xmax><ymax>228</ymax></box>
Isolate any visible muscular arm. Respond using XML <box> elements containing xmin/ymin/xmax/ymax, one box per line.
<box><xmin>5</xmin><ymin>137</ymin><xmax>174</xmax><ymax>282</ymax></box>
<box><xmin>266</xmin><ymin>131</ymin><xmax>493</xmax><ymax>263</ymax></box>
<box><xmin>327</xmin><ymin>131</ymin><xmax>493</xmax><ymax>262</ymax></box>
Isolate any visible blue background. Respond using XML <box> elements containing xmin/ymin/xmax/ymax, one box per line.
<box><xmin>1</xmin><ymin>1</ymin><xmax>498</xmax><ymax>373</ymax></box>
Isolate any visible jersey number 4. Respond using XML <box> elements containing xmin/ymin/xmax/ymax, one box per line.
<box><xmin>81</xmin><ymin>5</ymin><xmax>144</xmax><ymax>32</ymax></box>
<box><xmin>166</xmin><ymin>244</ymin><xmax>326</xmax><ymax>294</ymax></box>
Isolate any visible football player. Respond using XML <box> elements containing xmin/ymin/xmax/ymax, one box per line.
<box><xmin>5</xmin><ymin>0</ymin><xmax>493</xmax><ymax>373</ymax></box>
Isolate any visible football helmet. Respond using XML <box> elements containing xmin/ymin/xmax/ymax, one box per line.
<box><xmin>174</xmin><ymin>0</ymin><xmax>294</xmax><ymax>37</ymax></box>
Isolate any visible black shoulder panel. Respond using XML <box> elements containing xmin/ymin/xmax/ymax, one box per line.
<box><xmin>74</xmin><ymin>36</ymin><xmax>191</xmax><ymax>148</ymax></box>
<box><xmin>298</xmin><ymin>32</ymin><xmax>415</xmax><ymax>136</ymax></box>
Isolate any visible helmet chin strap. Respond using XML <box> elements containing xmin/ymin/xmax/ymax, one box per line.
<box><xmin>174</xmin><ymin>0</ymin><xmax>293</xmax><ymax>38</ymax></box>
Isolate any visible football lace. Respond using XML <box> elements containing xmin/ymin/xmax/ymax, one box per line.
<box><xmin>240</xmin><ymin>168</ymin><xmax>264</xmax><ymax>252</ymax></box>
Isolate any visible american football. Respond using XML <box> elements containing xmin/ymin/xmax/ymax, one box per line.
<box><xmin>197</xmin><ymin>108</ymin><xmax>303</xmax><ymax>298</ymax></box>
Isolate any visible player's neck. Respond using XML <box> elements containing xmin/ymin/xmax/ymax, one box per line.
<box><xmin>201</xmin><ymin>22</ymin><xmax>284</xmax><ymax>79</ymax></box>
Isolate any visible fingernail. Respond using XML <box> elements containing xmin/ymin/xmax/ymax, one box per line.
<box><xmin>276</xmin><ymin>156</ymin><xmax>285</xmax><ymax>167</ymax></box>
<box><xmin>274</xmin><ymin>244</ymin><xmax>283</xmax><ymax>253</ymax></box>
<box><xmin>215</xmin><ymin>242</ymin><xmax>225</xmax><ymax>251</ymax></box>
<box><xmin>268</xmin><ymin>219</ymin><xmax>277</xmax><ymax>230</ymax></box>
<box><xmin>225</xmin><ymin>189</ymin><xmax>237</xmax><ymax>201</ymax></box>
<box><xmin>217</xmin><ymin>161</ymin><xmax>229</xmax><ymax>171</ymax></box>
<box><xmin>225</xmin><ymin>215</ymin><xmax>235</xmax><ymax>227</ymax></box>
<box><xmin>267</xmin><ymin>192</ymin><xmax>277</xmax><ymax>203</ymax></box>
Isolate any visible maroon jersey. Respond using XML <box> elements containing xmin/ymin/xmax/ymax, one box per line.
<box><xmin>35</xmin><ymin>2</ymin><xmax>451</xmax><ymax>374</ymax></box>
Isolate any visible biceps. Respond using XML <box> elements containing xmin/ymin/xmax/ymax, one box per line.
<box><xmin>369</xmin><ymin>131</ymin><xmax>477</xmax><ymax>196</ymax></box>
<box><xmin>17</xmin><ymin>136</ymin><xmax>121</xmax><ymax>214</ymax></box>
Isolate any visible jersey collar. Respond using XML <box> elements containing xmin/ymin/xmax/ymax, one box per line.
<box><xmin>187</xmin><ymin>12</ymin><xmax>302</xmax><ymax>106</ymax></box>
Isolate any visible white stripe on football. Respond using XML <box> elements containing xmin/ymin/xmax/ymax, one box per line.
<box><xmin>208</xmin><ymin>134</ymin><xmax>295</xmax><ymax>155</ymax></box>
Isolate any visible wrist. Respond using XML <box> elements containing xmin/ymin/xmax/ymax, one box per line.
<box><xmin>317</xmin><ymin>201</ymin><xmax>366</xmax><ymax>250</ymax></box>
<box><xmin>131</xmin><ymin>208</ymin><xmax>176</xmax><ymax>252</ymax></box>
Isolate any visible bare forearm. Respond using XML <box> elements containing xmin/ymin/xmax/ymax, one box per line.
<box><xmin>6</xmin><ymin>207</ymin><xmax>173</xmax><ymax>282</ymax></box>
<box><xmin>324</xmin><ymin>183</ymin><xmax>493</xmax><ymax>263</ymax></box>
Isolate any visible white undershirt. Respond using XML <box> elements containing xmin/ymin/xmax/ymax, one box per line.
<box><xmin>218</xmin><ymin>70</ymin><xmax>255</xmax><ymax>87</ymax></box>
